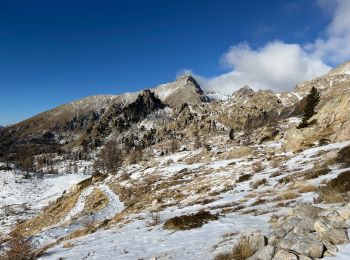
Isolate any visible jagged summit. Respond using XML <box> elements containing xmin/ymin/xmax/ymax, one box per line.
<box><xmin>327</xmin><ymin>60</ymin><xmax>350</xmax><ymax>76</ymax></box>
<box><xmin>152</xmin><ymin>74</ymin><xmax>209</xmax><ymax>107</ymax></box>
<box><xmin>232</xmin><ymin>85</ymin><xmax>255</xmax><ymax>98</ymax></box>
<box><xmin>295</xmin><ymin>60</ymin><xmax>350</xmax><ymax>95</ymax></box>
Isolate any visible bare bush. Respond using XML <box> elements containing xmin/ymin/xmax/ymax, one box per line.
<box><xmin>146</xmin><ymin>211</ymin><xmax>162</xmax><ymax>226</ymax></box>
<box><xmin>215</xmin><ymin>236</ymin><xmax>254</xmax><ymax>260</ymax></box>
<box><xmin>1</xmin><ymin>227</ymin><xmax>37</xmax><ymax>260</ymax></box>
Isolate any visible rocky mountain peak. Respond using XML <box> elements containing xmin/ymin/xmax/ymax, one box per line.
<box><xmin>232</xmin><ymin>85</ymin><xmax>255</xmax><ymax>98</ymax></box>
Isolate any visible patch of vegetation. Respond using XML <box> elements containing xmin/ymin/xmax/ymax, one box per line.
<box><xmin>214</xmin><ymin>236</ymin><xmax>254</xmax><ymax>260</ymax></box>
<box><xmin>336</xmin><ymin>145</ymin><xmax>350</xmax><ymax>167</ymax></box>
<box><xmin>250</xmin><ymin>178</ymin><xmax>267</xmax><ymax>189</ymax></box>
<box><xmin>317</xmin><ymin>170</ymin><xmax>350</xmax><ymax>203</ymax></box>
<box><xmin>146</xmin><ymin>211</ymin><xmax>162</xmax><ymax>227</ymax></box>
<box><xmin>252</xmin><ymin>161</ymin><xmax>264</xmax><ymax>173</ymax></box>
<box><xmin>303</xmin><ymin>166</ymin><xmax>331</xmax><ymax>179</ymax></box>
<box><xmin>236</xmin><ymin>173</ymin><xmax>252</xmax><ymax>183</ymax></box>
<box><xmin>163</xmin><ymin>210</ymin><xmax>218</xmax><ymax>230</ymax></box>
<box><xmin>0</xmin><ymin>227</ymin><xmax>38</xmax><ymax>260</ymax></box>
<box><xmin>297</xmin><ymin>87</ymin><xmax>320</xmax><ymax>129</ymax></box>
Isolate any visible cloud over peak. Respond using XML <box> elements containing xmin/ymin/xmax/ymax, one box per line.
<box><xmin>198</xmin><ymin>0</ymin><xmax>350</xmax><ymax>95</ymax></box>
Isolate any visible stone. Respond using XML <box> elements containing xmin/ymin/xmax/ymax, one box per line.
<box><xmin>268</xmin><ymin>228</ymin><xmax>290</xmax><ymax>246</ymax></box>
<box><xmin>278</xmin><ymin>216</ymin><xmax>301</xmax><ymax>231</ymax></box>
<box><xmin>272</xmin><ymin>250</ymin><xmax>298</xmax><ymax>260</ymax></box>
<box><xmin>296</xmin><ymin>216</ymin><xmax>316</xmax><ymax>231</ymax></box>
<box><xmin>326</xmin><ymin>210</ymin><xmax>342</xmax><ymax>221</ymax></box>
<box><xmin>337</xmin><ymin>207</ymin><xmax>350</xmax><ymax>220</ymax></box>
<box><xmin>292</xmin><ymin>204</ymin><xmax>323</xmax><ymax>219</ymax></box>
<box><xmin>279</xmin><ymin>232</ymin><xmax>324</xmax><ymax>258</ymax></box>
<box><xmin>318</xmin><ymin>229</ymin><xmax>349</xmax><ymax>244</ymax></box>
<box><xmin>314</xmin><ymin>219</ymin><xmax>329</xmax><ymax>233</ymax></box>
<box><xmin>247</xmin><ymin>245</ymin><xmax>275</xmax><ymax>260</ymax></box>
<box><xmin>322</xmin><ymin>240</ymin><xmax>338</xmax><ymax>255</ymax></box>
<box><xmin>327</xmin><ymin>220</ymin><xmax>350</xmax><ymax>230</ymax></box>
<box><xmin>247</xmin><ymin>233</ymin><xmax>267</xmax><ymax>252</ymax></box>
<box><xmin>298</xmin><ymin>256</ymin><xmax>312</xmax><ymax>260</ymax></box>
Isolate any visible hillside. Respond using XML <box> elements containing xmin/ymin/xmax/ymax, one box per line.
<box><xmin>1</xmin><ymin>62</ymin><xmax>350</xmax><ymax>259</ymax></box>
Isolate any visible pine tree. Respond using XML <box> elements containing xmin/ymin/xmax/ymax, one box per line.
<box><xmin>229</xmin><ymin>128</ymin><xmax>235</xmax><ymax>141</ymax></box>
<box><xmin>298</xmin><ymin>87</ymin><xmax>321</xmax><ymax>128</ymax></box>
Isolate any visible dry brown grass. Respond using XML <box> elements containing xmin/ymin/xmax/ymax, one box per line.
<box><xmin>0</xmin><ymin>226</ymin><xmax>37</xmax><ymax>260</ymax></box>
<box><xmin>163</xmin><ymin>210</ymin><xmax>218</xmax><ymax>230</ymax></box>
<box><xmin>252</xmin><ymin>161</ymin><xmax>264</xmax><ymax>173</ymax></box>
<box><xmin>221</xmin><ymin>146</ymin><xmax>254</xmax><ymax>160</ymax></box>
<box><xmin>146</xmin><ymin>211</ymin><xmax>162</xmax><ymax>227</ymax></box>
<box><xmin>236</xmin><ymin>173</ymin><xmax>252</xmax><ymax>183</ymax></box>
<box><xmin>250</xmin><ymin>178</ymin><xmax>267</xmax><ymax>189</ymax></box>
<box><xmin>276</xmin><ymin>191</ymin><xmax>300</xmax><ymax>201</ymax></box>
<box><xmin>336</xmin><ymin>145</ymin><xmax>350</xmax><ymax>167</ymax></box>
<box><xmin>316</xmin><ymin>171</ymin><xmax>350</xmax><ymax>204</ymax></box>
<box><xmin>303</xmin><ymin>166</ymin><xmax>331</xmax><ymax>180</ymax></box>
<box><xmin>297</xmin><ymin>183</ymin><xmax>317</xmax><ymax>193</ymax></box>
<box><xmin>214</xmin><ymin>236</ymin><xmax>254</xmax><ymax>260</ymax></box>
<box><xmin>83</xmin><ymin>188</ymin><xmax>109</xmax><ymax>214</ymax></box>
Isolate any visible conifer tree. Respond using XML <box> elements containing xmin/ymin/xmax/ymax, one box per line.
<box><xmin>298</xmin><ymin>87</ymin><xmax>320</xmax><ymax>128</ymax></box>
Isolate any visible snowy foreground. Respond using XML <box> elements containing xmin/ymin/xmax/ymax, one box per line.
<box><xmin>2</xmin><ymin>140</ymin><xmax>350</xmax><ymax>259</ymax></box>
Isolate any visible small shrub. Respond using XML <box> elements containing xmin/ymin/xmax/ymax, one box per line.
<box><xmin>215</xmin><ymin>236</ymin><xmax>254</xmax><ymax>260</ymax></box>
<box><xmin>163</xmin><ymin>210</ymin><xmax>218</xmax><ymax>230</ymax></box>
<box><xmin>298</xmin><ymin>184</ymin><xmax>316</xmax><ymax>193</ymax></box>
<box><xmin>252</xmin><ymin>161</ymin><xmax>264</xmax><ymax>173</ymax></box>
<box><xmin>276</xmin><ymin>191</ymin><xmax>300</xmax><ymax>201</ymax></box>
<box><xmin>250</xmin><ymin>178</ymin><xmax>267</xmax><ymax>189</ymax></box>
<box><xmin>237</xmin><ymin>174</ymin><xmax>252</xmax><ymax>183</ymax></box>
<box><xmin>1</xmin><ymin>228</ymin><xmax>37</xmax><ymax>260</ymax></box>
<box><xmin>146</xmin><ymin>211</ymin><xmax>162</xmax><ymax>226</ymax></box>
<box><xmin>304</xmin><ymin>166</ymin><xmax>331</xmax><ymax>180</ymax></box>
<box><xmin>317</xmin><ymin>171</ymin><xmax>350</xmax><ymax>203</ymax></box>
<box><xmin>336</xmin><ymin>145</ymin><xmax>350</xmax><ymax>167</ymax></box>
<box><xmin>270</xmin><ymin>171</ymin><xmax>283</xmax><ymax>177</ymax></box>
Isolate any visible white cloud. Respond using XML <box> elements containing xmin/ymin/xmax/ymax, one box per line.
<box><xmin>201</xmin><ymin>41</ymin><xmax>330</xmax><ymax>94</ymax></box>
<box><xmin>198</xmin><ymin>0</ymin><xmax>350</xmax><ymax>94</ymax></box>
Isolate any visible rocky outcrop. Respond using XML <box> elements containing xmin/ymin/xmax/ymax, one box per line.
<box><xmin>242</xmin><ymin>203</ymin><xmax>350</xmax><ymax>259</ymax></box>
<box><xmin>284</xmin><ymin>78</ymin><xmax>350</xmax><ymax>151</ymax></box>
<box><xmin>153</xmin><ymin>75</ymin><xmax>209</xmax><ymax>108</ymax></box>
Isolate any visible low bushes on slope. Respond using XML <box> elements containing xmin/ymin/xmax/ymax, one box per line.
<box><xmin>317</xmin><ymin>170</ymin><xmax>350</xmax><ymax>203</ymax></box>
<box><xmin>163</xmin><ymin>210</ymin><xmax>218</xmax><ymax>230</ymax></box>
<box><xmin>214</xmin><ymin>236</ymin><xmax>254</xmax><ymax>260</ymax></box>
<box><xmin>336</xmin><ymin>145</ymin><xmax>350</xmax><ymax>167</ymax></box>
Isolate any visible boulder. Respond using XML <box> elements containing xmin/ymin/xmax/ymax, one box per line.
<box><xmin>272</xmin><ymin>250</ymin><xmax>298</xmax><ymax>260</ymax></box>
<box><xmin>247</xmin><ymin>233</ymin><xmax>267</xmax><ymax>252</ymax></box>
<box><xmin>248</xmin><ymin>245</ymin><xmax>275</xmax><ymax>260</ymax></box>
<box><xmin>314</xmin><ymin>219</ymin><xmax>329</xmax><ymax>233</ymax></box>
<box><xmin>322</xmin><ymin>240</ymin><xmax>338</xmax><ymax>256</ymax></box>
<box><xmin>291</xmin><ymin>204</ymin><xmax>323</xmax><ymax>219</ymax></box>
<box><xmin>317</xmin><ymin>229</ymin><xmax>349</xmax><ymax>244</ymax></box>
<box><xmin>279</xmin><ymin>232</ymin><xmax>324</xmax><ymax>258</ymax></box>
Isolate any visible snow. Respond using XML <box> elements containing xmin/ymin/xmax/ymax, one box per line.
<box><xmin>0</xmin><ymin>170</ymin><xmax>90</xmax><ymax>234</ymax></box>
<box><xmin>40</xmin><ymin>211</ymin><xmax>270</xmax><ymax>260</ymax></box>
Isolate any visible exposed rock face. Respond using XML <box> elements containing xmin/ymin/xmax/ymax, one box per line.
<box><xmin>215</xmin><ymin>87</ymin><xmax>284</xmax><ymax>131</ymax></box>
<box><xmin>238</xmin><ymin>203</ymin><xmax>350</xmax><ymax>259</ymax></box>
<box><xmin>284</xmin><ymin>78</ymin><xmax>350</xmax><ymax>151</ymax></box>
<box><xmin>153</xmin><ymin>75</ymin><xmax>209</xmax><ymax>107</ymax></box>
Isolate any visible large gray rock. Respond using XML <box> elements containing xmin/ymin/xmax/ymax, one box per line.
<box><xmin>291</xmin><ymin>204</ymin><xmax>323</xmax><ymax>219</ymax></box>
<box><xmin>279</xmin><ymin>232</ymin><xmax>324</xmax><ymax>258</ymax></box>
<box><xmin>248</xmin><ymin>245</ymin><xmax>275</xmax><ymax>260</ymax></box>
<box><xmin>247</xmin><ymin>233</ymin><xmax>267</xmax><ymax>252</ymax></box>
<box><xmin>296</xmin><ymin>216</ymin><xmax>316</xmax><ymax>231</ymax></box>
<box><xmin>322</xmin><ymin>240</ymin><xmax>338</xmax><ymax>256</ymax></box>
<box><xmin>268</xmin><ymin>228</ymin><xmax>290</xmax><ymax>246</ymax></box>
<box><xmin>314</xmin><ymin>219</ymin><xmax>329</xmax><ymax>233</ymax></box>
<box><xmin>272</xmin><ymin>250</ymin><xmax>298</xmax><ymax>260</ymax></box>
<box><xmin>317</xmin><ymin>229</ymin><xmax>349</xmax><ymax>244</ymax></box>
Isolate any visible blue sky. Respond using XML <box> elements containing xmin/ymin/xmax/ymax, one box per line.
<box><xmin>0</xmin><ymin>0</ymin><xmax>347</xmax><ymax>125</ymax></box>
